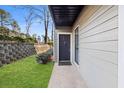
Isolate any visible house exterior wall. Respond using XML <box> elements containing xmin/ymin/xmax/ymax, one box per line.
<box><xmin>72</xmin><ymin>5</ymin><xmax>118</xmax><ymax>87</ymax></box>
<box><xmin>118</xmin><ymin>6</ymin><xmax>124</xmax><ymax>88</ymax></box>
<box><xmin>53</xmin><ymin>5</ymin><xmax>118</xmax><ymax>87</ymax></box>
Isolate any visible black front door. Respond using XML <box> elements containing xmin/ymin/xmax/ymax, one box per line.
<box><xmin>59</xmin><ymin>34</ymin><xmax>70</xmax><ymax>61</ymax></box>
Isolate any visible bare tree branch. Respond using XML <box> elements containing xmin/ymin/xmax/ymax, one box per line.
<box><xmin>24</xmin><ymin>8</ymin><xmax>36</xmax><ymax>36</ymax></box>
<box><xmin>28</xmin><ymin>6</ymin><xmax>51</xmax><ymax>44</ymax></box>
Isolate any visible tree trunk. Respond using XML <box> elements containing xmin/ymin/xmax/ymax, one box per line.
<box><xmin>44</xmin><ymin>13</ymin><xmax>49</xmax><ymax>44</ymax></box>
<box><xmin>44</xmin><ymin>22</ymin><xmax>48</xmax><ymax>44</ymax></box>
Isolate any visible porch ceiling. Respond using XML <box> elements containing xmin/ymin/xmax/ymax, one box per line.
<box><xmin>49</xmin><ymin>5</ymin><xmax>84</xmax><ymax>28</ymax></box>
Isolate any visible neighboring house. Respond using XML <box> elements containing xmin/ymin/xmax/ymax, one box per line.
<box><xmin>49</xmin><ymin>5</ymin><xmax>118</xmax><ymax>88</ymax></box>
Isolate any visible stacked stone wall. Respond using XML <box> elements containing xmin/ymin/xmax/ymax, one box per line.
<box><xmin>0</xmin><ymin>41</ymin><xmax>36</xmax><ymax>66</ymax></box>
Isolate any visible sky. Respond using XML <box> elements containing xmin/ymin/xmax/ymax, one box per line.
<box><xmin>0</xmin><ymin>5</ymin><xmax>52</xmax><ymax>39</ymax></box>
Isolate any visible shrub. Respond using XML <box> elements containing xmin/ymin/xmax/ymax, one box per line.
<box><xmin>36</xmin><ymin>53</ymin><xmax>49</xmax><ymax>64</ymax></box>
<box><xmin>0</xmin><ymin>27</ymin><xmax>9</xmax><ymax>35</ymax></box>
<box><xmin>25</xmin><ymin>37</ymin><xmax>36</xmax><ymax>43</ymax></box>
<box><xmin>0</xmin><ymin>35</ymin><xmax>36</xmax><ymax>43</ymax></box>
<box><xmin>0</xmin><ymin>35</ymin><xmax>5</xmax><ymax>40</ymax></box>
<box><xmin>36</xmin><ymin>49</ymin><xmax>53</xmax><ymax>64</ymax></box>
<box><xmin>0</xmin><ymin>26</ymin><xmax>36</xmax><ymax>43</ymax></box>
<box><xmin>47</xmin><ymin>49</ymin><xmax>53</xmax><ymax>56</ymax></box>
<box><xmin>12</xmin><ymin>36</ymin><xmax>25</xmax><ymax>42</ymax></box>
<box><xmin>0</xmin><ymin>35</ymin><xmax>13</xmax><ymax>41</ymax></box>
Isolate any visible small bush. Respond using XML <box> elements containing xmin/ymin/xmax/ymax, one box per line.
<box><xmin>0</xmin><ymin>26</ymin><xmax>36</xmax><ymax>43</ymax></box>
<box><xmin>36</xmin><ymin>53</ymin><xmax>48</xmax><ymax>64</ymax></box>
<box><xmin>36</xmin><ymin>49</ymin><xmax>53</xmax><ymax>64</ymax></box>
<box><xmin>0</xmin><ymin>35</ymin><xmax>5</xmax><ymax>40</ymax></box>
<box><xmin>24</xmin><ymin>37</ymin><xmax>36</xmax><ymax>43</ymax></box>
<box><xmin>0</xmin><ymin>35</ymin><xmax>13</xmax><ymax>41</ymax></box>
<box><xmin>0</xmin><ymin>34</ymin><xmax>36</xmax><ymax>43</ymax></box>
<box><xmin>0</xmin><ymin>27</ymin><xmax>9</xmax><ymax>35</ymax></box>
<box><xmin>12</xmin><ymin>36</ymin><xmax>25</xmax><ymax>42</ymax></box>
<box><xmin>46</xmin><ymin>49</ymin><xmax>53</xmax><ymax>56</ymax></box>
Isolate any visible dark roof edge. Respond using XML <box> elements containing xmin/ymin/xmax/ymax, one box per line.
<box><xmin>48</xmin><ymin>6</ymin><xmax>56</xmax><ymax>28</ymax></box>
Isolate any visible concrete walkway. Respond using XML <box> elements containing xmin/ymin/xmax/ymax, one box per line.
<box><xmin>48</xmin><ymin>63</ymin><xmax>87</xmax><ymax>88</ymax></box>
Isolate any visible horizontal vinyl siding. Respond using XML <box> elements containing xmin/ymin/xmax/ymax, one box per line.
<box><xmin>73</xmin><ymin>5</ymin><xmax>118</xmax><ymax>87</ymax></box>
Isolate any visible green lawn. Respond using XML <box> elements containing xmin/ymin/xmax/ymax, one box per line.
<box><xmin>0</xmin><ymin>55</ymin><xmax>54</xmax><ymax>88</ymax></box>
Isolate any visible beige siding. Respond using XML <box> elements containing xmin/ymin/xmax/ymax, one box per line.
<box><xmin>72</xmin><ymin>5</ymin><xmax>118</xmax><ymax>87</ymax></box>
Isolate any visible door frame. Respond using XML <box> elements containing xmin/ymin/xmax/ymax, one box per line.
<box><xmin>57</xmin><ymin>32</ymin><xmax>72</xmax><ymax>63</ymax></box>
<box><xmin>72</xmin><ymin>25</ymin><xmax>80</xmax><ymax>69</ymax></box>
<box><xmin>74</xmin><ymin>26</ymin><xmax>79</xmax><ymax>65</ymax></box>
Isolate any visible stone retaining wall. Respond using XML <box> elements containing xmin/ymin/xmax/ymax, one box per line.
<box><xmin>0</xmin><ymin>41</ymin><xmax>36</xmax><ymax>66</ymax></box>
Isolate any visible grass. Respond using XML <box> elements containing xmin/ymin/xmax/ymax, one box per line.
<box><xmin>0</xmin><ymin>55</ymin><xmax>54</xmax><ymax>88</ymax></box>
